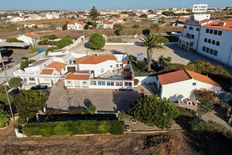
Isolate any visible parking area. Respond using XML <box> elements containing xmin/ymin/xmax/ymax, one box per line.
<box><xmin>46</xmin><ymin>80</ymin><xmax>141</xmax><ymax>112</ymax></box>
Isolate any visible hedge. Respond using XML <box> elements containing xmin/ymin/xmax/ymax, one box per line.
<box><xmin>23</xmin><ymin>120</ymin><xmax>124</xmax><ymax>136</ymax></box>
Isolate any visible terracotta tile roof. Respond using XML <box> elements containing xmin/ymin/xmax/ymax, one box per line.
<box><xmin>25</xmin><ymin>33</ymin><xmax>40</xmax><ymax>39</ymax></box>
<box><xmin>158</xmin><ymin>70</ymin><xmax>220</xmax><ymax>87</ymax></box>
<box><xmin>158</xmin><ymin>70</ymin><xmax>191</xmax><ymax>85</ymax></box>
<box><xmin>68</xmin><ymin>20</ymin><xmax>85</xmax><ymax>26</ymax></box>
<box><xmin>185</xmin><ymin>70</ymin><xmax>220</xmax><ymax>87</ymax></box>
<box><xmin>203</xmin><ymin>20</ymin><xmax>232</xmax><ymax>31</ymax></box>
<box><xmin>40</xmin><ymin>68</ymin><xmax>54</xmax><ymax>75</ymax></box>
<box><xmin>45</xmin><ymin>61</ymin><xmax>66</xmax><ymax>72</ymax></box>
<box><xmin>75</xmin><ymin>55</ymin><xmax>116</xmax><ymax>64</ymax></box>
<box><xmin>65</xmin><ymin>72</ymin><xmax>90</xmax><ymax>80</ymax></box>
<box><xmin>104</xmin><ymin>20</ymin><xmax>113</xmax><ymax>24</ymax></box>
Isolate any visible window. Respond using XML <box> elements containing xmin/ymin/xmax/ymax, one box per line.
<box><xmin>90</xmin><ymin>81</ymin><xmax>96</xmax><ymax>85</ymax></box>
<box><xmin>191</xmin><ymin>35</ymin><xmax>194</xmax><ymax>39</ymax></box>
<box><xmin>184</xmin><ymin>26</ymin><xmax>186</xmax><ymax>29</ymax></box>
<box><xmin>192</xmin><ymin>82</ymin><xmax>196</xmax><ymax>86</ymax></box>
<box><xmin>190</xmin><ymin>42</ymin><xmax>193</xmax><ymax>47</ymax></box>
<box><xmin>206</xmin><ymin>47</ymin><xmax>209</xmax><ymax>53</ymax></box>
<box><xmin>218</xmin><ymin>31</ymin><xmax>222</xmax><ymax>36</ymax></box>
<box><xmin>107</xmin><ymin>81</ymin><xmax>114</xmax><ymax>86</ymax></box>
<box><xmin>98</xmin><ymin>81</ymin><xmax>105</xmax><ymax>85</ymax></box>
<box><xmin>210</xmin><ymin>49</ymin><xmax>214</xmax><ymax>54</ymax></box>
<box><xmin>29</xmin><ymin>77</ymin><xmax>35</xmax><ymax>81</ymax></box>
<box><xmin>214</xmin><ymin>30</ymin><xmax>218</xmax><ymax>35</ymax></box>
<box><xmin>110</xmin><ymin>65</ymin><xmax>113</xmax><ymax>68</ymax></box>
<box><xmin>214</xmin><ymin>50</ymin><xmax>218</xmax><ymax>56</ymax></box>
<box><xmin>202</xmin><ymin>46</ymin><xmax>206</xmax><ymax>51</ymax></box>
<box><xmin>210</xmin><ymin>29</ymin><xmax>213</xmax><ymax>34</ymax></box>
<box><xmin>67</xmin><ymin>81</ymin><xmax>71</xmax><ymax>84</ymax></box>
<box><xmin>196</xmin><ymin>28</ymin><xmax>200</xmax><ymax>31</ymax></box>
<box><xmin>204</xmin><ymin>38</ymin><xmax>207</xmax><ymax>42</ymax></box>
<box><xmin>216</xmin><ymin>41</ymin><xmax>220</xmax><ymax>46</ymax></box>
<box><xmin>125</xmin><ymin>82</ymin><xmax>132</xmax><ymax>86</ymax></box>
<box><xmin>208</xmin><ymin>39</ymin><xmax>211</xmax><ymax>43</ymax></box>
<box><xmin>206</xmin><ymin>29</ymin><xmax>209</xmax><ymax>33</ymax></box>
<box><xmin>189</xmin><ymin>27</ymin><xmax>193</xmax><ymax>30</ymax></box>
<box><xmin>116</xmin><ymin>82</ymin><xmax>123</xmax><ymax>86</ymax></box>
<box><xmin>212</xmin><ymin>40</ymin><xmax>215</xmax><ymax>45</ymax></box>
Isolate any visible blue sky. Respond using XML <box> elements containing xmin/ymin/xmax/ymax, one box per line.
<box><xmin>0</xmin><ymin>0</ymin><xmax>231</xmax><ymax>10</ymax></box>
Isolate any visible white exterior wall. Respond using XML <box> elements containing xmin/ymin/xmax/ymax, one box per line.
<box><xmin>103</xmin><ymin>24</ymin><xmax>114</xmax><ymax>29</ymax></box>
<box><xmin>78</xmin><ymin>60</ymin><xmax>117</xmax><ymax>77</ymax></box>
<box><xmin>160</xmin><ymin>79</ymin><xmax>221</xmax><ymax>102</ymax></box>
<box><xmin>192</xmin><ymin>4</ymin><xmax>208</xmax><ymax>13</ymax></box>
<box><xmin>193</xmin><ymin>14</ymin><xmax>210</xmax><ymax>21</ymax></box>
<box><xmin>67</xmin><ymin>23</ymin><xmax>84</xmax><ymax>30</ymax></box>
<box><xmin>197</xmin><ymin>26</ymin><xmax>232</xmax><ymax>67</ymax></box>
<box><xmin>17</xmin><ymin>35</ymin><xmax>39</xmax><ymax>45</ymax></box>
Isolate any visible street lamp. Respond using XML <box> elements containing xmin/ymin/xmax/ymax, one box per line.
<box><xmin>0</xmin><ymin>52</ymin><xmax>14</xmax><ymax>121</ymax></box>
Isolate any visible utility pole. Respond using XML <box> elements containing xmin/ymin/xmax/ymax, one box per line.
<box><xmin>0</xmin><ymin>53</ymin><xmax>14</xmax><ymax>121</ymax></box>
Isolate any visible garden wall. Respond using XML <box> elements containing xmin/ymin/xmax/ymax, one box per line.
<box><xmin>135</xmin><ymin>76</ymin><xmax>158</xmax><ymax>86</ymax></box>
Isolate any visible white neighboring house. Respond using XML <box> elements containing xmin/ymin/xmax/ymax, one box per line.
<box><xmin>103</xmin><ymin>20</ymin><xmax>114</xmax><ymax>29</ymax></box>
<box><xmin>157</xmin><ymin>70</ymin><xmax>222</xmax><ymax>102</ymax></box>
<box><xmin>67</xmin><ymin>21</ymin><xmax>85</xmax><ymax>30</ymax></box>
<box><xmin>64</xmin><ymin>54</ymin><xmax>134</xmax><ymax>89</ymax></box>
<box><xmin>13</xmin><ymin>59</ymin><xmax>67</xmax><ymax>88</ymax></box>
<box><xmin>192</xmin><ymin>4</ymin><xmax>208</xmax><ymax>13</ymax></box>
<box><xmin>17</xmin><ymin>33</ymin><xmax>40</xmax><ymax>45</ymax></box>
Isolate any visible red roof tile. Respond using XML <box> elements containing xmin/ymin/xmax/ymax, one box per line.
<box><xmin>45</xmin><ymin>61</ymin><xmax>66</xmax><ymax>72</ymax></box>
<box><xmin>75</xmin><ymin>55</ymin><xmax>116</xmax><ymax>64</ymax></box>
<box><xmin>25</xmin><ymin>33</ymin><xmax>40</xmax><ymax>39</ymax></box>
<box><xmin>65</xmin><ymin>72</ymin><xmax>90</xmax><ymax>80</ymax></box>
<box><xmin>203</xmin><ymin>20</ymin><xmax>232</xmax><ymax>31</ymax></box>
<box><xmin>158</xmin><ymin>70</ymin><xmax>220</xmax><ymax>87</ymax></box>
<box><xmin>40</xmin><ymin>68</ymin><xmax>54</xmax><ymax>75</ymax></box>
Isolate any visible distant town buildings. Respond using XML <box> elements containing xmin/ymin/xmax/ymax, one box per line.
<box><xmin>67</xmin><ymin>21</ymin><xmax>85</xmax><ymax>30</ymax></box>
<box><xmin>192</xmin><ymin>4</ymin><xmax>208</xmax><ymax>13</ymax></box>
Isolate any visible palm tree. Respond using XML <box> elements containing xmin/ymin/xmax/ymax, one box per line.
<box><xmin>141</xmin><ymin>35</ymin><xmax>169</xmax><ymax>72</ymax></box>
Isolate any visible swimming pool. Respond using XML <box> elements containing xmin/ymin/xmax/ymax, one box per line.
<box><xmin>108</xmin><ymin>74</ymin><xmax>122</xmax><ymax>79</ymax></box>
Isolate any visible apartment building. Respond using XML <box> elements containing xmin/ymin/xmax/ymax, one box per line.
<box><xmin>178</xmin><ymin>16</ymin><xmax>232</xmax><ymax>67</ymax></box>
<box><xmin>192</xmin><ymin>4</ymin><xmax>208</xmax><ymax>13</ymax></box>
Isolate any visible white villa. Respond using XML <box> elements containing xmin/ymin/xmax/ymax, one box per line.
<box><xmin>17</xmin><ymin>33</ymin><xmax>40</xmax><ymax>45</ymax></box>
<box><xmin>103</xmin><ymin>20</ymin><xmax>114</xmax><ymax>29</ymax></box>
<box><xmin>67</xmin><ymin>21</ymin><xmax>85</xmax><ymax>30</ymax></box>
<box><xmin>13</xmin><ymin>51</ymin><xmax>134</xmax><ymax>90</ymax></box>
<box><xmin>157</xmin><ymin>70</ymin><xmax>222</xmax><ymax>102</ymax></box>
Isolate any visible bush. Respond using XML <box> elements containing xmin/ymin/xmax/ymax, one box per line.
<box><xmin>20</xmin><ymin>59</ymin><xmax>36</xmax><ymax>70</ymax></box>
<box><xmin>56</xmin><ymin>37</ymin><xmax>73</xmax><ymax>49</ymax></box>
<box><xmin>87</xmin><ymin>33</ymin><xmax>105</xmax><ymax>50</ymax></box>
<box><xmin>134</xmin><ymin>79</ymin><xmax>139</xmax><ymax>85</ymax></box>
<box><xmin>129</xmin><ymin>95</ymin><xmax>178</xmax><ymax>129</ymax></box>
<box><xmin>136</xmin><ymin>61</ymin><xmax>147</xmax><ymax>71</ymax></box>
<box><xmin>87</xmin><ymin>105</ymin><xmax>97</xmax><ymax>114</ymax></box>
<box><xmin>23</xmin><ymin>120</ymin><xmax>124</xmax><ymax>136</ymax></box>
<box><xmin>0</xmin><ymin>110</ymin><xmax>10</xmax><ymax>128</ymax></box>
<box><xmin>8</xmin><ymin>77</ymin><xmax>21</xmax><ymax>88</ymax></box>
<box><xmin>45</xmin><ymin>46</ymin><xmax>59</xmax><ymax>56</ymax></box>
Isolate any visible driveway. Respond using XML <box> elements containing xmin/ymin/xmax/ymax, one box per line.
<box><xmin>46</xmin><ymin>80</ymin><xmax>141</xmax><ymax>112</ymax></box>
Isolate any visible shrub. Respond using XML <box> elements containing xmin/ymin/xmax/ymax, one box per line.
<box><xmin>56</xmin><ymin>37</ymin><xmax>73</xmax><ymax>49</ymax></box>
<box><xmin>129</xmin><ymin>95</ymin><xmax>178</xmax><ymax>129</ymax></box>
<box><xmin>8</xmin><ymin>77</ymin><xmax>21</xmax><ymax>88</ymax></box>
<box><xmin>136</xmin><ymin>61</ymin><xmax>147</xmax><ymax>71</ymax></box>
<box><xmin>45</xmin><ymin>46</ymin><xmax>59</xmax><ymax>56</ymax></box>
<box><xmin>0</xmin><ymin>110</ymin><xmax>10</xmax><ymax>128</ymax></box>
<box><xmin>87</xmin><ymin>105</ymin><xmax>97</xmax><ymax>114</ymax></box>
<box><xmin>134</xmin><ymin>79</ymin><xmax>139</xmax><ymax>85</ymax></box>
<box><xmin>87</xmin><ymin>33</ymin><xmax>105</xmax><ymax>50</ymax></box>
<box><xmin>23</xmin><ymin>120</ymin><xmax>124</xmax><ymax>136</ymax></box>
<box><xmin>20</xmin><ymin>59</ymin><xmax>36</xmax><ymax>70</ymax></box>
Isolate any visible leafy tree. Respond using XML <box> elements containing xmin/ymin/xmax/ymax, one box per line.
<box><xmin>157</xmin><ymin>55</ymin><xmax>172</xmax><ymax>69</ymax></box>
<box><xmin>8</xmin><ymin>77</ymin><xmax>21</xmax><ymax>88</ymax></box>
<box><xmin>56</xmin><ymin>37</ymin><xmax>73</xmax><ymax>49</ymax></box>
<box><xmin>87</xmin><ymin>33</ymin><xmax>105</xmax><ymax>50</ymax></box>
<box><xmin>0</xmin><ymin>85</ymin><xmax>14</xmax><ymax>105</ymax></box>
<box><xmin>62</xmin><ymin>23</ymin><xmax>68</xmax><ymax>30</ymax></box>
<box><xmin>129</xmin><ymin>95</ymin><xmax>178</xmax><ymax>129</ymax></box>
<box><xmin>20</xmin><ymin>59</ymin><xmax>36</xmax><ymax>70</ymax></box>
<box><xmin>141</xmin><ymin>35</ymin><xmax>169</xmax><ymax>72</ymax></box>
<box><xmin>90</xmin><ymin>6</ymin><xmax>99</xmax><ymax>19</ymax></box>
<box><xmin>113</xmin><ymin>24</ymin><xmax>123</xmax><ymax>35</ymax></box>
<box><xmin>0</xmin><ymin>110</ymin><xmax>10</xmax><ymax>128</ymax></box>
<box><xmin>16</xmin><ymin>90</ymin><xmax>48</xmax><ymax>122</ymax></box>
<box><xmin>139</xmin><ymin>14</ymin><xmax>147</xmax><ymax>18</ymax></box>
<box><xmin>162</xmin><ymin>11</ymin><xmax>175</xmax><ymax>16</ymax></box>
